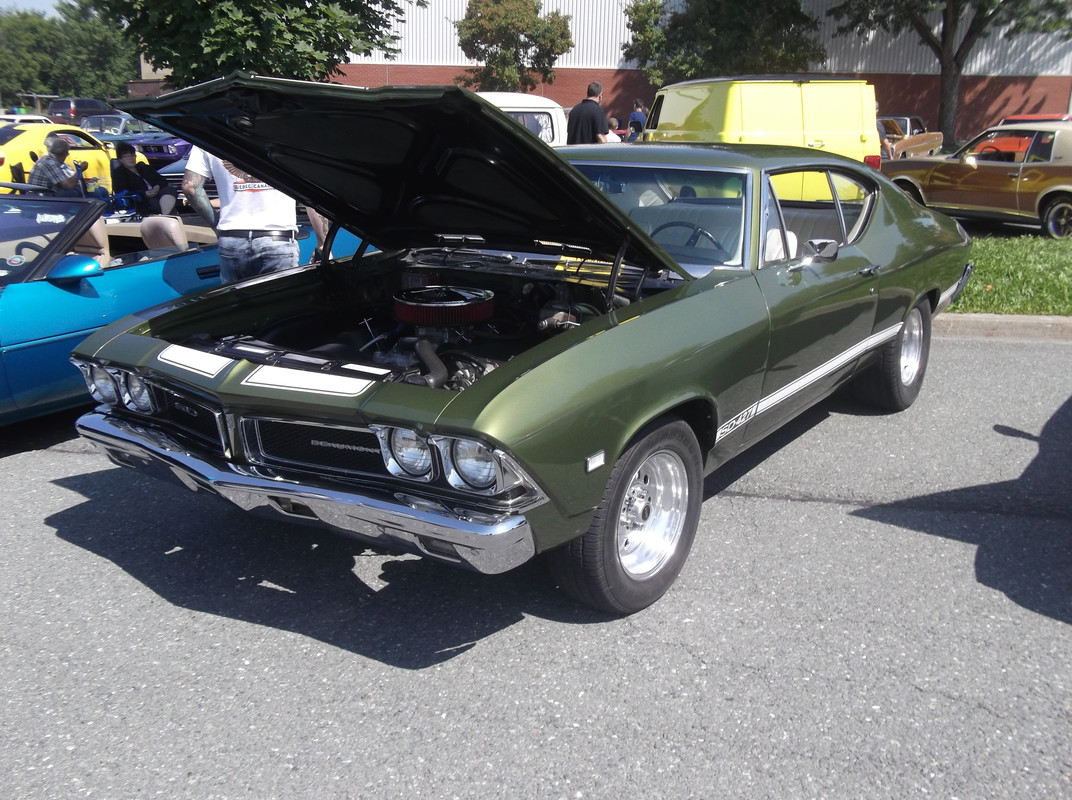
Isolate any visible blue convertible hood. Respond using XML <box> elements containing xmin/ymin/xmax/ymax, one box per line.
<box><xmin>120</xmin><ymin>72</ymin><xmax>684</xmax><ymax>276</ymax></box>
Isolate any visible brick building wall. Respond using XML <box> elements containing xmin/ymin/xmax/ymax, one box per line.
<box><xmin>335</xmin><ymin>64</ymin><xmax>659</xmax><ymax>128</ymax></box>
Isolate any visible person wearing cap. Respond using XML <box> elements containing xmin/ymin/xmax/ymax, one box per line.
<box><xmin>182</xmin><ymin>145</ymin><xmax>299</xmax><ymax>283</ymax></box>
<box><xmin>111</xmin><ymin>141</ymin><xmax>178</xmax><ymax>216</ymax></box>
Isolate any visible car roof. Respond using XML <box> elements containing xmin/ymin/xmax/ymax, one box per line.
<box><xmin>564</xmin><ymin>140</ymin><xmax>874</xmax><ymax>173</ymax></box>
<box><xmin>984</xmin><ymin>121</ymin><xmax>1072</xmax><ymax>133</ymax></box>
<box><xmin>476</xmin><ymin>92</ymin><xmax>564</xmax><ymax>111</ymax></box>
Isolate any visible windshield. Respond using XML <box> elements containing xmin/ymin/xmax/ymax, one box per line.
<box><xmin>0</xmin><ymin>196</ymin><xmax>97</xmax><ymax>287</ymax></box>
<box><xmin>571</xmin><ymin>164</ymin><xmax>748</xmax><ymax>269</ymax></box>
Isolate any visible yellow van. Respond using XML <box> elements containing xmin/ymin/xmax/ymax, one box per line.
<box><xmin>643</xmin><ymin>76</ymin><xmax>882</xmax><ymax>167</ymax></box>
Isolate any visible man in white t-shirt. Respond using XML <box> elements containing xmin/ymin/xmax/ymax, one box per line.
<box><xmin>182</xmin><ymin>146</ymin><xmax>299</xmax><ymax>283</ymax></box>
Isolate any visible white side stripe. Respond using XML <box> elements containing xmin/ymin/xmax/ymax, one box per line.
<box><xmin>715</xmin><ymin>323</ymin><xmax>902</xmax><ymax>443</ymax></box>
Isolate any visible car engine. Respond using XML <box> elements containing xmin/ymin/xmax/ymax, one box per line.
<box><xmin>192</xmin><ymin>270</ymin><xmax>607</xmax><ymax>392</ymax></box>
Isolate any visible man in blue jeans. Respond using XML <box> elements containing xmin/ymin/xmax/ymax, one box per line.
<box><xmin>182</xmin><ymin>145</ymin><xmax>299</xmax><ymax>283</ymax></box>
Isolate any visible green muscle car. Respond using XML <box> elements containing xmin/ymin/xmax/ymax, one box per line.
<box><xmin>71</xmin><ymin>74</ymin><xmax>973</xmax><ymax>614</ymax></box>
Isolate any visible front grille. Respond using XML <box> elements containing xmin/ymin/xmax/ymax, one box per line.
<box><xmin>245</xmin><ymin>418</ymin><xmax>386</xmax><ymax>477</ymax></box>
<box><xmin>147</xmin><ymin>384</ymin><xmax>227</xmax><ymax>455</ymax></box>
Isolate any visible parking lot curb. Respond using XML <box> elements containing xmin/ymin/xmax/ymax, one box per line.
<box><xmin>934</xmin><ymin>313</ymin><xmax>1072</xmax><ymax>342</ymax></box>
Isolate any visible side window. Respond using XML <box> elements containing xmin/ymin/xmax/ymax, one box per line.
<box><xmin>646</xmin><ymin>96</ymin><xmax>663</xmax><ymax>130</ymax></box>
<box><xmin>761</xmin><ymin>178</ymin><xmax>793</xmax><ymax>265</ymax></box>
<box><xmin>763</xmin><ymin>169</ymin><xmax>876</xmax><ymax>265</ymax></box>
<box><xmin>829</xmin><ymin>171</ymin><xmax>875</xmax><ymax>242</ymax></box>
<box><xmin>1027</xmin><ymin>132</ymin><xmax>1056</xmax><ymax>163</ymax></box>
<box><xmin>60</xmin><ymin>131</ymin><xmax>104</xmax><ymax>152</ymax></box>
<box><xmin>967</xmin><ymin>130</ymin><xmax>1033</xmax><ymax>163</ymax></box>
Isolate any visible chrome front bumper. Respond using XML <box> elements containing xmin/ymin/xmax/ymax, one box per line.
<box><xmin>76</xmin><ymin>411</ymin><xmax>536</xmax><ymax>574</ymax></box>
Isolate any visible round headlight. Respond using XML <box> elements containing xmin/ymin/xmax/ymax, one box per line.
<box><xmin>124</xmin><ymin>374</ymin><xmax>154</xmax><ymax>412</ymax></box>
<box><xmin>390</xmin><ymin>428</ymin><xmax>432</xmax><ymax>477</ymax></box>
<box><xmin>90</xmin><ymin>366</ymin><xmax>119</xmax><ymax>405</ymax></box>
<box><xmin>452</xmin><ymin>440</ymin><xmax>497</xmax><ymax>489</ymax></box>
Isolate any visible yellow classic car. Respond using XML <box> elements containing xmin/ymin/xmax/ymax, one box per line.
<box><xmin>0</xmin><ymin>123</ymin><xmax>146</xmax><ymax>194</ymax></box>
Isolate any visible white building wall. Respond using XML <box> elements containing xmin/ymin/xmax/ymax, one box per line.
<box><xmin>358</xmin><ymin>0</ymin><xmax>636</xmax><ymax>68</ymax></box>
<box><xmin>363</xmin><ymin>0</ymin><xmax>1072</xmax><ymax>77</ymax></box>
<box><xmin>806</xmin><ymin>0</ymin><xmax>1072</xmax><ymax>76</ymax></box>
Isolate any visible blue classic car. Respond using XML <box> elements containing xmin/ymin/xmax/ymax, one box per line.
<box><xmin>0</xmin><ymin>193</ymin><xmax>344</xmax><ymax>424</ymax></box>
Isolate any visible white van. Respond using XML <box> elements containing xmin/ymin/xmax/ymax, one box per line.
<box><xmin>478</xmin><ymin>92</ymin><xmax>568</xmax><ymax>147</ymax></box>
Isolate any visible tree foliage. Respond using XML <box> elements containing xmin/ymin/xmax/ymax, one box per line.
<box><xmin>622</xmin><ymin>0</ymin><xmax>827</xmax><ymax>88</ymax></box>
<box><xmin>828</xmin><ymin>0</ymin><xmax>1072</xmax><ymax>141</ymax></box>
<box><xmin>0</xmin><ymin>2</ymin><xmax>137</xmax><ymax>106</ymax></box>
<box><xmin>454</xmin><ymin>0</ymin><xmax>573</xmax><ymax>92</ymax></box>
<box><xmin>86</xmin><ymin>0</ymin><xmax>427</xmax><ymax>88</ymax></box>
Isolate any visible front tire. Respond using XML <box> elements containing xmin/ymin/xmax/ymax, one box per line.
<box><xmin>854</xmin><ymin>300</ymin><xmax>932</xmax><ymax>412</ymax></box>
<box><xmin>548</xmin><ymin>418</ymin><xmax>702</xmax><ymax>615</ymax></box>
<box><xmin>1042</xmin><ymin>195</ymin><xmax>1072</xmax><ymax>239</ymax></box>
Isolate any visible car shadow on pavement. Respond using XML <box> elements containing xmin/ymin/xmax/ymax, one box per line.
<box><xmin>0</xmin><ymin>407</ymin><xmax>84</xmax><ymax>458</ymax></box>
<box><xmin>46</xmin><ymin>470</ymin><xmax>613</xmax><ymax>670</ymax></box>
<box><xmin>852</xmin><ymin>395</ymin><xmax>1072</xmax><ymax>626</ymax></box>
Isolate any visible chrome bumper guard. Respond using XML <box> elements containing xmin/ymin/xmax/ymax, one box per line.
<box><xmin>76</xmin><ymin>411</ymin><xmax>536</xmax><ymax>575</ymax></box>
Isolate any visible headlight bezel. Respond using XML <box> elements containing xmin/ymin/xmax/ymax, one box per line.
<box><xmin>443</xmin><ymin>438</ymin><xmax>498</xmax><ymax>490</ymax></box>
<box><xmin>120</xmin><ymin>372</ymin><xmax>155</xmax><ymax>413</ymax></box>
<box><xmin>375</xmin><ymin>426</ymin><xmax>435</xmax><ymax>482</ymax></box>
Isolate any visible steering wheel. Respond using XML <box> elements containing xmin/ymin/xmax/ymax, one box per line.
<box><xmin>15</xmin><ymin>241</ymin><xmax>43</xmax><ymax>257</ymax></box>
<box><xmin>651</xmin><ymin>221</ymin><xmax>730</xmax><ymax>260</ymax></box>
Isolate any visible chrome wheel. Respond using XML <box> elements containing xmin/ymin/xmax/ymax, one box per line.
<box><xmin>616</xmin><ymin>449</ymin><xmax>688</xmax><ymax>579</ymax></box>
<box><xmin>899</xmin><ymin>307</ymin><xmax>925</xmax><ymax>386</ymax></box>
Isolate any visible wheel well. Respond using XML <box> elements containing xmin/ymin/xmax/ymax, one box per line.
<box><xmin>656</xmin><ymin>399</ymin><xmax>717</xmax><ymax>464</ymax></box>
<box><xmin>922</xmin><ymin>290</ymin><xmax>938</xmax><ymax>317</ymax></box>
<box><xmin>895</xmin><ymin>179</ymin><xmax>924</xmax><ymax>204</ymax></box>
<box><xmin>1039</xmin><ymin>190</ymin><xmax>1072</xmax><ymax>217</ymax></box>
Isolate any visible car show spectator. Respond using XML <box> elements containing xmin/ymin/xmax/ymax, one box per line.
<box><xmin>28</xmin><ymin>135</ymin><xmax>87</xmax><ymax>196</ymax></box>
<box><xmin>182</xmin><ymin>145</ymin><xmax>299</xmax><ymax>283</ymax></box>
<box><xmin>111</xmin><ymin>142</ymin><xmax>178</xmax><ymax>216</ymax></box>
<box><xmin>566</xmin><ymin>81</ymin><xmax>609</xmax><ymax>144</ymax></box>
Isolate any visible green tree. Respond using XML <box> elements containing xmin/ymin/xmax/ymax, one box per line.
<box><xmin>455</xmin><ymin>0</ymin><xmax>573</xmax><ymax>92</ymax></box>
<box><xmin>0</xmin><ymin>11</ymin><xmax>57</xmax><ymax>107</ymax></box>
<box><xmin>53</xmin><ymin>1</ymin><xmax>139</xmax><ymax>99</ymax></box>
<box><xmin>623</xmin><ymin>0</ymin><xmax>826</xmax><ymax>89</ymax></box>
<box><xmin>87</xmin><ymin>0</ymin><xmax>427</xmax><ymax>88</ymax></box>
<box><xmin>0</xmin><ymin>3</ymin><xmax>136</xmax><ymax>106</ymax></box>
<box><xmin>827</xmin><ymin>0</ymin><xmax>1072</xmax><ymax>142</ymax></box>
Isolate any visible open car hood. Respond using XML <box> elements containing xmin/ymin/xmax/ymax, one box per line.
<box><xmin>121</xmin><ymin>73</ymin><xmax>685</xmax><ymax>277</ymax></box>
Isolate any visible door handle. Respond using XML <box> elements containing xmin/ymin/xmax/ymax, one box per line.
<box><xmin>857</xmin><ymin>264</ymin><xmax>880</xmax><ymax>277</ymax></box>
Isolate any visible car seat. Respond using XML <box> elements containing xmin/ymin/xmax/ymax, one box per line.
<box><xmin>140</xmin><ymin>215</ymin><xmax>189</xmax><ymax>252</ymax></box>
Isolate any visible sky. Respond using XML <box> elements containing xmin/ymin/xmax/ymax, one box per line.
<box><xmin>2</xmin><ymin>0</ymin><xmax>58</xmax><ymax>14</ymax></box>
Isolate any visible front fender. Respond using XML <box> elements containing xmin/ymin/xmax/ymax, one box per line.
<box><xmin>436</xmin><ymin>273</ymin><xmax>769</xmax><ymax>549</ymax></box>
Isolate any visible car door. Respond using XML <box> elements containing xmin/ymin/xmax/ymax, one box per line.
<box><xmin>0</xmin><ymin>228</ymin><xmax>221</xmax><ymax>415</ymax></box>
<box><xmin>744</xmin><ymin>168</ymin><xmax>879</xmax><ymax>442</ymax></box>
<box><xmin>925</xmin><ymin>129</ymin><xmax>1035</xmax><ymax>215</ymax></box>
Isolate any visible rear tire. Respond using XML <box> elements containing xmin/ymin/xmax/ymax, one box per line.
<box><xmin>1042</xmin><ymin>195</ymin><xmax>1072</xmax><ymax>239</ymax></box>
<box><xmin>854</xmin><ymin>301</ymin><xmax>931</xmax><ymax>412</ymax></box>
<box><xmin>547</xmin><ymin>418</ymin><xmax>702</xmax><ymax>615</ymax></box>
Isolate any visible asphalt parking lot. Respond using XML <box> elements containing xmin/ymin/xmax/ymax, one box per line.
<box><xmin>1</xmin><ymin>326</ymin><xmax>1069</xmax><ymax>799</ymax></box>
